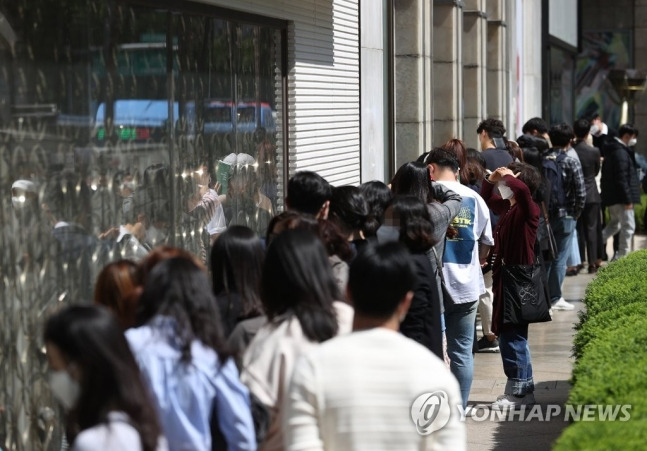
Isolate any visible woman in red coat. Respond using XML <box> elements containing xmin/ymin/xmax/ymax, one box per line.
<box><xmin>480</xmin><ymin>162</ymin><xmax>541</xmax><ymax>409</ymax></box>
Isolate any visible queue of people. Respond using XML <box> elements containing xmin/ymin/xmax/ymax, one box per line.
<box><xmin>41</xmin><ymin>113</ymin><xmax>644</xmax><ymax>450</ymax></box>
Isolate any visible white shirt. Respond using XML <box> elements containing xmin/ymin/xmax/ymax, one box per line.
<box><xmin>72</xmin><ymin>412</ymin><xmax>168</xmax><ymax>451</ymax></box>
<box><xmin>437</xmin><ymin>181</ymin><xmax>493</xmax><ymax>303</ymax></box>
<box><xmin>284</xmin><ymin>328</ymin><xmax>466</xmax><ymax>451</ymax></box>
<box><xmin>241</xmin><ymin>301</ymin><xmax>354</xmax><ymax>451</ymax></box>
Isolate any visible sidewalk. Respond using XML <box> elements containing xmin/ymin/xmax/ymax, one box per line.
<box><xmin>466</xmin><ymin>234</ymin><xmax>647</xmax><ymax>450</ymax></box>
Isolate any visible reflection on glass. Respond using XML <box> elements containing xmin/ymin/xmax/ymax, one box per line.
<box><xmin>0</xmin><ymin>1</ymin><xmax>284</xmax><ymax>449</ymax></box>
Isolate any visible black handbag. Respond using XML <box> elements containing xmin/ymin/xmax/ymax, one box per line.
<box><xmin>501</xmin><ymin>258</ymin><xmax>552</xmax><ymax>325</ymax></box>
<box><xmin>538</xmin><ymin>201</ymin><xmax>558</xmax><ymax>262</ymax></box>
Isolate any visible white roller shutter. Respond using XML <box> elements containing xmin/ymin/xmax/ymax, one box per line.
<box><xmin>200</xmin><ymin>0</ymin><xmax>361</xmax><ymax>187</ymax></box>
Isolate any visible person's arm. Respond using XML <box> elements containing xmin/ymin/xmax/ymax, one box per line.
<box><xmin>502</xmin><ymin>174</ymin><xmax>534</xmax><ymax>215</ymax></box>
<box><xmin>284</xmin><ymin>355</ymin><xmax>325</xmax><ymax>451</ymax></box>
<box><xmin>479</xmin><ymin>174</ymin><xmax>509</xmax><ymax>215</ymax></box>
<box><xmin>429</xmin><ymin>182</ymin><xmax>462</xmax><ymax>221</ymax></box>
<box><xmin>618</xmin><ymin>151</ymin><xmax>635</xmax><ymax>207</ymax></box>
<box><xmin>563</xmin><ymin>156</ymin><xmax>586</xmax><ymax>219</ymax></box>
<box><xmin>214</xmin><ymin>359</ymin><xmax>258</xmax><ymax>451</ymax></box>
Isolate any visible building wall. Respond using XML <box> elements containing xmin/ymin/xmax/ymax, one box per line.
<box><xmin>205</xmin><ymin>0</ymin><xmax>363</xmax><ymax>186</ymax></box>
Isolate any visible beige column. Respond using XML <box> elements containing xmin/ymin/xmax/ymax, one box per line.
<box><xmin>486</xmin><ymin>0</ymin><xmax>507</xmax><ymax>123</ymax></box>
<box><xmin>432</xmin><ymin>0</ymin><xmax>463</xmax><ymax>144</ymax></box>
<box><xmin>462</xmin><ymin>0</ymin><xmax>487</xmax><ymax>148</ymax></box>
<box><xmin>393</xmin><ymin>0</ymin><xmax>433</xmax><ymax>167</ymax></box>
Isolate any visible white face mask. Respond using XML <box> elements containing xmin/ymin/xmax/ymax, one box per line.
<box><xmin>49</xmin><ymin>370</ymin><xmax>81</xmax><ymax>410</ymax></box>
<box><xmin>498</xmin><ymin>184</ymin><xmax>514</xmax><ymax>200</ymax></box>
<box><xmin>590</xmin><ymin>124</ymin><xmax>600</xmax><ymax>135</ymax></box>
<box><xmin>377</xmin><ymin>224</ymin><xmax>400</xmax><ymax>243</ymax></box>
<box><xmin>628</xmin><ymin>138</ymin><xmax>638</xmax><ymax>147</ymax></box>
<box><xmin>12</xmin><ymin>195</ymin><xmax>26</xmax><ymax>210</ymax></box>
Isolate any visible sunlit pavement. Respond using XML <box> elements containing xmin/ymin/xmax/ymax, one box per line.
<box><xmin>466</xmin><ymin>235</ymin><xmax>647</xmax><ymax>451</ymax></box>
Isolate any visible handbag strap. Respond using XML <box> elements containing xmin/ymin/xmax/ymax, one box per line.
<box><xmin>540</xmin><ymin>201</ymin><xmax>551</xmax><ymax>224</ymax></box>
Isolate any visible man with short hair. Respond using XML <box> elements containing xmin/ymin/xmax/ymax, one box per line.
<box><xmin>600</xmin><ymin>124</ymin><xmax>641</xmax><ymax>260</ymax></box>
<box><xmin>544</xmin><ymin>123</ymin><xmax>586</xmax><ymax>311</ymax></box>
<box><xmin>284</xmin><ymin>242</ymin><xmax>465</xmax><ymax>451</ymax></box>
<box><xmin>285</xmin><ymin>171</ymin><xmax>332</xmax><ymax>219</ymax></box>
<box><xmin>425</xmin><ymin>147</ymin><xmax>493</xmax><ymax>408</ymax></box>
<box><xmin>522</xmin><ymin>117</ymin><xmax>552</xmax><ymax>146</ymax></box>
<box><xmin>476</xmin><ymin>118</ymin><xmax>513</xmax><ymax>169</ymax></box>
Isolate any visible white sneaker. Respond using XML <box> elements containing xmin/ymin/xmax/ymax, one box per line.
<box><xmin>491</xmin><ymin>393</ymin><xmax>536</xmax><ymax>410</ymax></box>
<box><xmin>551</xmin><ymin>297</ymin><xmax>575</xmax><ymax>311</ymax></box>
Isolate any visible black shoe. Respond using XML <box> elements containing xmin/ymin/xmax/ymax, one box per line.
<box><xmin>477</xmin><ymin>336</ymin><xmax>500</xmax><ymax>353</ymax></box>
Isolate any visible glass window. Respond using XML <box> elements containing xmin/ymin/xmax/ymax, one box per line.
<box><xmin>0</xmin><ymin>1</ymin><xmax>286</xmax><ymax>449</ymax></box>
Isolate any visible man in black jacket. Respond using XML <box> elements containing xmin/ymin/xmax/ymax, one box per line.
<box><xmin>600</xmin><ymin>124</ymin><xmax>641</xmax><ymax>260</ymax></box>
<box><xmin>573</xmin><ymin>119</ymin><xmax>602</xmax><ymax>273</ymax></box>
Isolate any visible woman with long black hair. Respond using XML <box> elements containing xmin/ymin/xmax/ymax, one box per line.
<box><xmin>44</xmin><ymin>305</ymin><xmax>166</xmax><ymax>451</ymax></box>
<box><xmin>241</xmin><ymin>229</ymin><xmax>353</xmax><ymax>451</ymax></box>
<box><xmin>382</xmin><ymin>195</ymin><xmax>443</xmax><ymax>359</ymax></box>
<box><xmin>211</xmin><ymin>225</ymin><xmax>265</xmax><ymax>337</ymax></box>
<box><xmin>127</xmin><ymin>255</ymin><xmax>256</xmax><ymax>451</ymax></box>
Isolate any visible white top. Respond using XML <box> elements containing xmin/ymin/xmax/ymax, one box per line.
<box><xmin>284</xmin><ymin>328</ymin><xmax>466</xmax><ymax>451</ymax></box>
<box><xmin>437</xmin><ymin>181</ymin><xmax>493</xmax><ymax>303</ymax></box>
<box><xmin>241</xmin><ymin>301</ymin><xmax>354</xmax><ymax>451</ymax></box>
<box><xmin>72</xmin><ymin>412</ymin><xmax>168</xmax><ymax>451</ymax></box>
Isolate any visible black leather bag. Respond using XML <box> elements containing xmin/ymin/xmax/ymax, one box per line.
<box><xmin>501</xmin><ymin>262</ymin><xmax>552</xmax><ymax>325</ymax></box>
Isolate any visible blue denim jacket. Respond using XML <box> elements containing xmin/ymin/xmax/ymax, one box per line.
<box><xmin>126</xmin><ymin>316</ymin><xmax>256</xmax><ymax>451</ymax></box>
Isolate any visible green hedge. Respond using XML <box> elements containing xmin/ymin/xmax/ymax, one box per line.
<box><xmin>554</xmin><ymin>250</ymin><xmax>647</xmax><ymax>451</ymax></box>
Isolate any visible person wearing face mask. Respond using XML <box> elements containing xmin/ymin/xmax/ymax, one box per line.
<box><xmin>44</xmin><ymin>305</ymin><xmax>167</xmax><ymax>451</ymax></box>
<box><xmin>600</xmin><ymin>124</ymin><xmax>642</xmax><ymax>260</ymax></box>
<box><xmin>480</xmin><ymin>162</ymin><xmax>542</xmax><ymax>409</ymax></box>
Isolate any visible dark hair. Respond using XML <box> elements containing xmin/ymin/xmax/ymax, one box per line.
<box><xmin>210</xmin><ymin>226</ymin><xmax>264</xmax><ymax>317</ymax></box>
<box><xmin>476</xmin><ymin>118</ymin><xmax>506</xmax><ymax>138</ymax></box>
<box><xmin>465</xmin><ymin>148</ymin><xmax>486</xmax><ymax>185</ymax></box>
<box><xmin>44</xmin><ymin>306</ymin><xmax>161</xmax><ymax>451</ymax></box>
<box><xmin>619</xmin><ymin>123</ymin><xmax>638</xmax><ymax>138</ymax></box>
<box><xmin>287</xmin><ymin>171</ymin><xmax>332</xmax><ymax>215</ymax></box>
<box><xmin>548</xmin><ymin>123</ymin><xmax>574</xmax><ymax>148</ymax></box>
<box><xmin>94</xmin><ymin>260</ymin><xmax>139</xmax><ymax>329</ymax></box>
<box><xmin>390</xmin><ymin>161</ymin><xmax>433</xmax><ymax>203</ymax></box>
<box><xmin>329</xmin><ymin>185</ymin><xmax>375</xmax><ymax>237</ymax></box>
<box><xmin>359</xmin><ymin>180</ymin><xmax>394</xmax><ymax>232</ymax></box>
<box><xmin>507</xmin><ymin>162</ymin><xmax>542</xmax><ymax>198</ymax></box>
<box><xmin>522</xmin><ymin>117</ymin><xmax>549</xmax><ymax>135</ymax></box>
<box><xmin>388</xmin><ymin>195</ymin><xmax>438</xmax><ymax>252</ymax></box>
<box><xmin>573</xmin><ymin>118</ymin><xmax>591</xmax><ymax>139</ymax></box>
<box><xmin>424</xmin><ymin>147</ymin><xmax>460</xmax><ymax>172</ymax></box>
<box><xmin>441</xmin><ymin>139</ymin><xmax>470</xmax><ymax>184</ymax></box>
<box><xmin>137</xmin><ymin>246</ymin><xmax>204</xmax><ymax>285</ymax></box>
<box><xmin>517</xmin><ymin>134</ymin><xmax>549</xmax><ymax>153</ymax></box>
<box><xmin>261</xmin><ymin>229</ymin><xmax>339</xmax><ymax>342</ymax></box>
<box><xmin>136</xmin><ymin>256</ymin><xmax>230</xmax><ymax>363</ymax></box>
<box><xmin>348</xmin><ymin>242</ymin><xmax>416</xmax><ymax>319</ymax></box>
<box><xmin>267</xmin><ymin>211</ymin><xmax>353</xmax><ymax>261</ymax></box>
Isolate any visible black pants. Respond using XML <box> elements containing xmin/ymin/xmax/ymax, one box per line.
<box><xmin>577</xmin><ymin>202</ymin><xmax>601</xmax><ymax>265</ymax></box>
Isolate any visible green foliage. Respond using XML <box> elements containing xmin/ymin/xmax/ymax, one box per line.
<box><xmin>555</xmin><ymin>250</ymin><xmax>647</xmax><ymax>449</ymax></box>
<box><xmin>554</xmin><ymin>419</ymin><xmax>647</xmax><ymax>451</ymax></box>
<box><xmin>634</xmin><ymin>193</ymin><xmax>647</xmax><ymax>232</ymax></box>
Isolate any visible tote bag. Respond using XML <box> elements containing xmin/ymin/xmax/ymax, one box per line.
<box><xmin>501</xmin><ymin>261</ymin><xmax>552</xmax><ymax>325</ymax></box>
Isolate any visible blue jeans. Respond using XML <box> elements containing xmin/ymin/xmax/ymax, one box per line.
<box><xmin>445</xmin><ymin>300</ymin><xmax>478</xmax><ymax>408</ymax></box>
<box><xmin>545</xmin><ymin>216</ymin><xmax>576</xmax><ymax>303</ymax></box>
<box><xmin>499</xmin><ymin>324</ymin><xmax>534</xmax><ymax>396</ymax></box>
